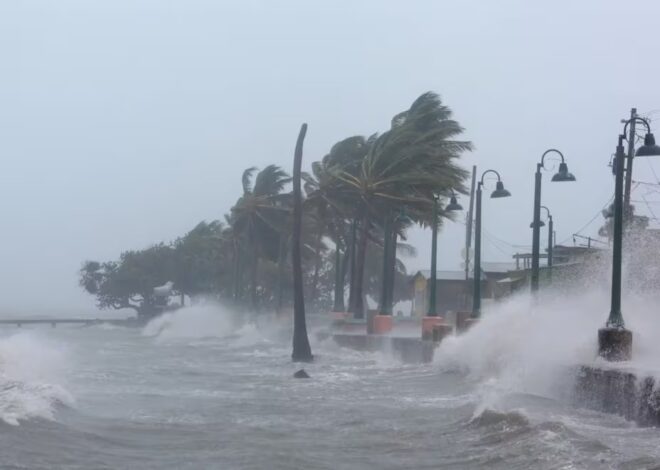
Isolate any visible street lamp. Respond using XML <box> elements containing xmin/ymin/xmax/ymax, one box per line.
<box><xmin>621</xmin><ymin>113</ymin><xmax>657</xmax><ymax>212</ymax></box>
<box><xmin>472</xmin><ymin>170</ymin><xmax>511</xmax><ymax>319</ymax></box>
<box><xmin>428</xmin><ymin>193</ymin><xmax>463</xmax><ymax>317</ymax></box>
<box><xmin>599</xmin><ymin>117</ymin><xmax>660</xmax><ymax>361</ymax></box>
<box><xmin>531</xmin><ymin>150</ymin><xmax>576</xmax><ymax>293</ymax></box>
<box><xmin>530</xmin><ymin>206</ymin><xmax>553</xmax><ymax>267</ymax></box>
<box><xmin>541</xmin><ymin>206</ymin><xmax>554</xmax><ymax>270</ymax></box>
<box><xmin>421</xmin><ymin>193</ymin><xmax>462</xmax><ymax>340</ymax></box>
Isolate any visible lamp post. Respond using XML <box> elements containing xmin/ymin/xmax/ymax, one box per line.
<box><xmin>422</xmin><ymin>193</ymin><xmax>462</xmax><ymax>341</ymax></box>
<box><xmin>531</xmin><ymin>150</ymin><xmax>576</xmax><ymax>293</ymax></box>
<box><xmin>599</xmin><ymin>117</ymin><xmax>660</xmax><ymax>361</ymax></box>
<box><xmin>531</xmin><ymin>206</ymin><xmax>553</xmax><ymax>267</ymax></box>
<box><xmin>541</xmin><ymin>206</ymin><xmax>553</xmax><ymax>270</ymax></box>
<box><xmin>427</xmin><ymin>193</ymin><xmax>463</xmax><ymax>316</ymax></box>
<box><xmin>472</xmin><ymin>170</ymin><xmax>511</xmax><ymax>319</ymax></box>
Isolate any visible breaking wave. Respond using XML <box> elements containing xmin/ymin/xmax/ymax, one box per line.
<box><xmin>435</xmin><ymin>284</ymin><xmax>660</xmax><ymax>413</ymax></box>
<box><xmin>142</xmin><ymin>303</ymin><xmax>242</xmax><ymax>341</ymax></box>
<box><xmin>0</xmin><ymin>332</ymin><xmax>73</xmax><ymax>425</ymax></box>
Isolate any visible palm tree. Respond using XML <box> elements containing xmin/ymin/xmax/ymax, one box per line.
<box><xmin>292</xmin><ymin>123</ymin><xmax>313</xmax><ymax>363</ymax></box>
<box><xmin>230</xmin><ymin>165</ymin><xmax>292</xmax><ymax>311</ymax></box>
<box><xmin>303</xmin><ymin>136</ymin><xmax>370</xmax><ymax>313</ymax></box>
<box><xmin>334</xmin><ymin>92</ymin><xmax>472</xmax><ymax>318</ymax></box>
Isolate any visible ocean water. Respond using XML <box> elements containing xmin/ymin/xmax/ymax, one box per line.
<box><xmin>2</xmin><ymin>299</ymin><xmax>660</xmax><ymax>470</ymax></box>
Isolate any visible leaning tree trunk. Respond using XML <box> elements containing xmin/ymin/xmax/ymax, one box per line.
<box><xmin>346</xmin><ymin>219</ymin><xmax>358</xmax><ymax>314</ymax></box>
<box><xmin>276</xmin><ymin>236</ymin><xmax>287</xmax><ymax>313</ymax></box>
<box><xmin>232</xmin><ymin>240</ymin><xmax>241</xmax><ymax>301</ymax></box>
<box><xmin>332</xmin><ymin>243</ymin><xmax>345</xmax><ymax>312</ymax></box>
<box><xmin>291</xmin><ymin>123</ymin><xmax>313</xmax><ymax>363</ymax></box>
<box><xmin>310</xmin><ymin>227</ymin><xmax>323</xmax><ymax>302</ymax></box>
<box><xmin>352</xmin><ymin>209</ymin><xmax>369</xmax><ymax>319</ymax></box>
<box><xmin>250</xmin><ymin>245</ymin><xmax>259</xmax><ymax>312</ymax></box>
<box><xmin>386</xmin><ymin>230</ymin><xmax>398</xmax><ymax>313</ymax></box>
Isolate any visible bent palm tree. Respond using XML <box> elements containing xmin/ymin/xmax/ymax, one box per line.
<box><xmin>230</xmin><ymin>165</ymin><xmax>292</xmax><ymax>311</ymax></box>
<box><xmin>335</xmin><ymin>92</ymin><xmax>472</xmax><ymax>317</ymax></box>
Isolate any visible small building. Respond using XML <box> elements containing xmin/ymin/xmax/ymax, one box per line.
<box><xmin>410</xmin><ymin>262</ymin><xmax>521</xmax><ymax>318</ymax></box>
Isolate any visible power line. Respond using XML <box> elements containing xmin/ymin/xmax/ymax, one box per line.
<box><xmin>646</xmin><ymin>158</ymin><xmax>660</xmax><ymax>185</ymax></box>
<box><xmin>557</xmin><ymin>194</ymin><xmax>614</xmax><ymax>245</ymax></box>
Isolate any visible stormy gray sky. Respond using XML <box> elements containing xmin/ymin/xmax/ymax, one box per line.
<box><xmin>2</xmin><ymin>0</ymin><xmax>660</xmax><ymax>314</ymax></box>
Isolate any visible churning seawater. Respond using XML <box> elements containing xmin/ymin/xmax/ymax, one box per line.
<box><xmin>2</xmin><ymin>298</ymin><xmax>660</xmax><ymax>470</ymax></box>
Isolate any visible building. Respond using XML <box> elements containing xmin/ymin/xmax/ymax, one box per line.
<box><xmin>410</xmin><ymin>262</ymin><xmax>520</xmax><ymax>318</ymax></box>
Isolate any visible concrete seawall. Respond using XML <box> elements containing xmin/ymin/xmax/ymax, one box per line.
<box><xmin>332</xmin><ymin>334</ymin><xmax>436</xmax><ymax>364</ymax></box>
<box><xmin>575</xmin><ymin>365</ymin><xmax>660</xmax><ymax>426</ymax></box>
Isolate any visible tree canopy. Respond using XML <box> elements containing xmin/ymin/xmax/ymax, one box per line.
<box><xmin>79</xmin><ymin>91</ymin><xmax>471</xmax><ymax>318</ymax></box>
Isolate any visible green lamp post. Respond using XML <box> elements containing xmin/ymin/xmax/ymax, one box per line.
<box><xmin>599</xmin><ymin>117</ymin><xmax>660</xmax><ymax>361</ymax></box>
<box><xmin>472</xmin><ymin>170</ymin><xmax>511</xmax><ymax>319</ymax></box>
<box><xmin>427</xmin><ymin>193</ymin><xmax>463</xmax><ymax>316</ymax></box>
<box><xmin>531</xmin><ymin>150</ymin><xmax>576</xmax><ymax>293</ymax></box>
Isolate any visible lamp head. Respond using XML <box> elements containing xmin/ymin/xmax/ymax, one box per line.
<box><xmin>490</xmin><ymin>181</ymin><xmax>511</xmax><ymax>198</ymax></box>
<box><xmin>635</xmin><ymin>132</ymin><xmax>660</xmax><ymax>157</ymax></box>
<box><xmin>551</xmin><ymin>162</ymin><xmax>576</xmax><ymax>182</ymax></box>
<box><xmin>529</xmin><ymin>220</ymin><xmax>546</xmax><ymax>228</ymax></box>
<box><xmin>445</xmin><ymin>195</ymin><xmax>463</xmax><ymax>211</ymax></box>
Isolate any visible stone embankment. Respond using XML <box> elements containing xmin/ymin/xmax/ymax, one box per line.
<box><xmin>574</xmin><ymin>365</ymin><xmax>660</xmax><ymax>426</ymax></box>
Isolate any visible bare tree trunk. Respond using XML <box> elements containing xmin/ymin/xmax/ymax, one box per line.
<box><xmin>332</xmin><ymin>242</ymin><xmax>345</xmax><ymax>312</ymax></box>
<box><xmin>352</xmin><ymin>210</ymin><xmax>369</xmax><ymax>319</ymax></box>
<box><xmin>291</xmin><ymin>123</ymin><xmax>313</xmax><ymax>363</ymax></box>
<box><xmin>276</xmin><ymin>236</ymin><xmax>287</xmax><ymax>313</ymax></box>
<box><xmin>310</xmin><ymin>227</ymin><xmax>323</xmax><ymax>302</ymax></box>
<box><xmin>386</xmin><ymin>231</ymin><xmax>398</xmax><ymax>313</ymax></box>
<box><xmin>347</xmin><ymin>219</ymin><xmax>358</xmax><ymax>314</ymax></box>
<box><xmin>250</xmin><ymin>247</ymin><xmax>259</xmax><ymax>312</ymax></box>
<box><xmin>232</xmin><ymin>241</ymin><xmax>241</xmax><ymax>301</ymax></box>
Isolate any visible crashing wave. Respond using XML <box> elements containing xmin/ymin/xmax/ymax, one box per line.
<box><xmin>0</xmin><ymin>332</ymin><xmax>73</xmax><ymax>425</ymax></box>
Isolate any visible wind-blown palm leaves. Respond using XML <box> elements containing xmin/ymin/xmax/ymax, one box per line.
<box><xmin>78</xmin><ymin>91</ymin><xmax>471</xmax><ymax>320</ymax></box>
<box><xmin>329</xmin><ymin>92</ymin><xmax>472</xmax><ymax>317</ymax></box>
<box><xmin>230</xmin><ymin>165</ymin><xmax>292</xmax><ymax>309</ymax></box>
<box><xmin>302</xmin><ymin>137</ymin><xmax>369</xmax><ymax>308</ymax></box>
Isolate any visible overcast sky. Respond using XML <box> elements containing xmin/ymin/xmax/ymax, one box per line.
<box><xmin>2</xmin><ymin>0</ymin><xmax>660</xmax><ymax>314</ymax></box>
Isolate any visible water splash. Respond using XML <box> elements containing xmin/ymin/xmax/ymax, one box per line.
<box><xmin>142</xmin><ymin>303</ymin><xmax>239</xmax><ymax>341</ymax></box>
<box><xmin>0</xmin><ymin>332</ymin><xmax>73</xmax><ymax>425</ymax></box>
<box><xmin>435</xmin><ymin>283</ymin><xmax>660</xmax><ymax>408</ymax></box>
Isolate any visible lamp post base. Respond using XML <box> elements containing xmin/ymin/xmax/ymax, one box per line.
<box><xmin>456</xmin><ymin>311</ymin><xmax>479</xmax><ymax>333</ymax></box>
<box><xmin>598</xmin><ymin>327</ymin><xmax>632</xmax><ymax>361</ymax></box>
<box><xmin>431</xmin><ymin>324</ymin><xmax>453</xmax><ymax>343</ymax></box>
<box><xmin>373</xmin><ymin>315</ymin><xmax>393</xmax><ymax>334</ymax></box>
<box><xmin>422</xmin><ymin>316</ymin><xmax>445</xmax><ymax>340</ymax></box>
<box><xmin>464</xmin><ymin>318</ymin><xmax>479</xmax><ymax>331</ymax></box>
<box><xmin>455</xmin><ymin>311</ymin><xmax>471</xmax><ymax>332</ymax></box>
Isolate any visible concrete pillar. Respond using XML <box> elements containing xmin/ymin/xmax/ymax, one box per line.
<box><xmin>598</xmin><ymin>327</ymin><xmax>632</xmax><ymax>361</ymax></box>
<box><xmin>455</xmin><ymin>311</ymin><xmax>472</xmax><ymax>333</ymax></box>
<box><xmin>372</xmin><ymin>315</ymin><xmax>393</xmax><ymax>334</ymax></box>
<box><xmin>421</xmin><ymin>316</ymin><xmax>445</xmax><ymax>340</ymax></box>
<box><xmin>431</xmin><ymin>324</ymin><xmax>453</xmax><ymax>343</ymax></box>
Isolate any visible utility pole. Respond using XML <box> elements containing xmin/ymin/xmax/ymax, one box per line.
<box><xmin>464</xmin><ymin>166</ymin><xmax>477</xmax><ymax>307</ymax></box>
<box><xmin>623</xmin><ymin>108</ymin><xmax>637</xmax><ymax>218</ymax></box>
